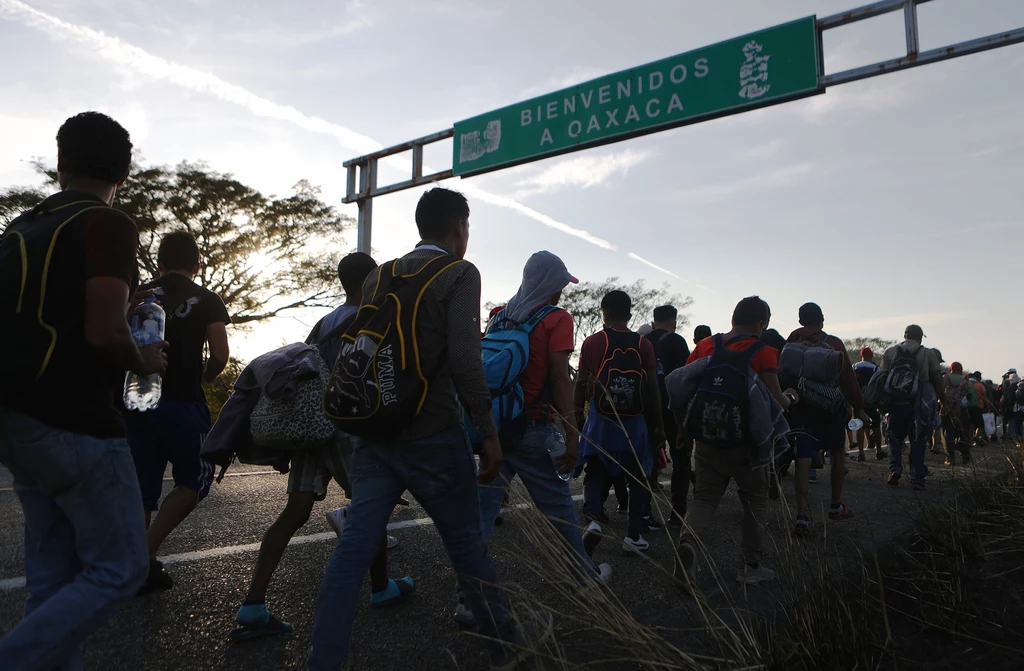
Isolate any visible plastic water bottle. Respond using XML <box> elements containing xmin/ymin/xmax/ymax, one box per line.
<box><xmin>123</xmin><ymin>296</ymin><xmax>165</xmax><ymax>412</ymax></box>
<box><xmin>848</xmin><ymin>418</ymin><xmax>864</xmax><ymax>432</ymax></box>
<box><xmin>546</xmin><ymin>430</ymin><xmax>573</xmax><ymax>482</ymax></box>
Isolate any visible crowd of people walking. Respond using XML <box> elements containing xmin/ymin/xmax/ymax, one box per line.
<box><xmin>3</xmin><ymin>112</ymin><xmax>1023</xmax><ymax>671</ymax></box>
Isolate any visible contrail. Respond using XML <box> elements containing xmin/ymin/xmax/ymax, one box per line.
<box><xmin>0</xmin><ymin>0</ymin><xmax>620</xmax><ymax>254</ymax></box>
<box><xmin>628</xmin><ymin>252</ymin><xmax>681</xmax><ymax>280</ymax></box>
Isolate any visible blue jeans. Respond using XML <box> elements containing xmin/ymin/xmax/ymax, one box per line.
<box><xmin>887</xmin><ymin>405</ymin><xmax>927</xmax><ymax>484</ymax></box>
<box><xmin>478</xmin><ymin>424</ymin><xmax>594</xmax><ymax>576</ymax></box>
<box><xmin>307</xmin><ymin>427</ymin><xmax>515</xmax><ymax>669</ymax></box>
<box><xmin>0</xmin><ymin>407</ymin><xmax>149</xmax><ymax>671</ymax></box>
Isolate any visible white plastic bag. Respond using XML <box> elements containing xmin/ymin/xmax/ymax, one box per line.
<box><xmin>983</xmin><ymin>412</ymin><xmax>996</xmax><ymax>436</ymax></box>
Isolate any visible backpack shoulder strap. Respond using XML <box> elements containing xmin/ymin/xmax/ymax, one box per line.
<box><xmin>317</xmin><ymin>311</ymin><xmax>359</xmax><ymax>347</ymax></box>
<box><xmin>523</xmin><ymin>304</ymin><xmax>559</xmax><ymax>331</ymax></box>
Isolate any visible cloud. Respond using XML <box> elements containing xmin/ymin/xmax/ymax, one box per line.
<box><xmin>518</xmin><ymin>66</ymin><xmax>606</xmax><ymax>100</ymax></box>
<box><xmin>513</xmin><ymin>149</ymin><xmax>654</xmax><ymax>198</ymax></box>
<box><xmin>794</xmin><ymin>80</ymin><xmax>910</xmax><ymax>123</ymax></box>
<box><xmin>0</xmin><ymin>0</ymin><xmax>631</xmax><ymax>260</ymax></box>
<box><xmin>738</xmin><ymin>138</ymin><xmax>783</xmax><ymax>160</ymax></box>
<box><xmin>672</xmin><ymin>162</ymin><xmax>818</xmax><ymax>203</ymax></box>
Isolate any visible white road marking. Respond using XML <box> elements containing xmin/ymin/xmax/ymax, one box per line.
<box><xmin>0</xmin><ymin>470</ymin><xmax>283</xmax><ymax>493</ymax></box>
<box><xmin>0</xmin><ymin>494</ymin><xmax>616</xmax><ymax>592</ymax></box>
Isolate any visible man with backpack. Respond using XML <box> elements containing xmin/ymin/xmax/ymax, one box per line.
<box><xmin>674</xmin><ymin>296</ymin><xmax>797</xmax><ymax>586</ymax></box>
<box><xmin>231</xmin><ymin>252</ymin><xmax>412</xmax><ymax>642</ymax></box>
<box><xmin>878</xmin><ymin>325</ymin><xmax>946</xmax><ymax>490</ymax></box>
<box><xmin>124</xmin><ymin>231</ymin><xmax>230</xmax><ymax>593</ymax></box>
<box><xmin>460</xmin><ymin>251</ymin><xmax>610</xmax><ymax>627</ymax></box>
<box><xmin>941</xmin><ymin>362</ymin><xmax>973</xmax><ymax>465</ymax></box>
<box><xmin>646</xmin><ymin>305</ymin><xmax>691</xmax><ymax>524</ymax></box>
<box><xmin>309</xmin><ymin>188</ymin><xmax>547</xmax><ymax>670</ymax></box>
<box><xmin>0</xmin><ymin>112</ymin><xmax>168</xmax><ymax>670</ymax></box>
<box><xmin>781</xmin><ymin>303</ymin><xmax>868</xmax><ymax>536</ymax></box>
<box><xmin>574</xmin><ymin>291</ymin><xmax>665</xmax><ymax>554</ymax></box>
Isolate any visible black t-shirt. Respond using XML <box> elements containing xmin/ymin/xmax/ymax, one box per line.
<box><xmin>0</xmin><ymin>191</ymin><xmax>140</xmax><ymax>438</ymax></box>
<box><xmin>646</xmin><ymin>329</ymin><xmax>691</xmax><ymax>380</ymax></box>
<box><xmin>146</xmin><ymin>273</ymin><xmax>230</xmax><ymax>404</ymax></box>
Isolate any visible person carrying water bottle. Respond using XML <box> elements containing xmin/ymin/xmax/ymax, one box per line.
<box><xmin>458</xmin><ymin>251</ymin><xmax>610</xmax><ymax>627</ymax></box>
<box><xmin>124</xmin><ymin>231</ymin><xmax>231</xmax><ymax>593</ymax></box>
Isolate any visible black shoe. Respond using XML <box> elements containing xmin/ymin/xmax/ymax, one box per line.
<box><xmin>493</xmin><ymin>515</ymin><xmax>504</xmax><ymax>527</ymax></box>
<box><xmin>643</xmin><ymin>516</ymin><xmax>665</xmax><ymax>530</ymax></box>
<box><xmin>667</xmin><ymin>512</ymin><xmax>685</xmax><ymax>527</ymax></box>
<box><xmin>583</xmin><ymin>521</ymin><xmax>603</xmax><ymax>558</ymax></box>
<box><xmin>138</xmin><ymin>559</ymin><xmax>173</xmax><ymax>595</ymax></box>
<box><xmin>887</xmin><ymin>472</ymin><xmax>900</xmax><ymax>487</ymax></box>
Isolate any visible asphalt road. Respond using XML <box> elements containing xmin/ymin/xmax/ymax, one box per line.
<box><xmin>0</xmin><ymin>442</ymin><xmax>1012</xmax><ymax>671</ymax></box>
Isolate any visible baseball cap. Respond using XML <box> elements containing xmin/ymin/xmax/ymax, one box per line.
<box><xmin>951</xmin><ymin>362</ymin><xmax>963</xmax><ymax>373</ymax></box>
<box><xmin>1009</xmin><ymin>368</ymin><xmax>1018</xmax><ymax>375</ymax></box>
<box><xmin>860</xmin><ymin>347</ymin><xmax>873</xmax><ymax>359</ymax></box>
<box><xmin>932</xmin><ymin>348</ymin><xmax>944</xmax><ymax>363</ymax></box>
<box><xmin>905</xmin><ymin>324</ymin><xmax>925</xmax><ymax>340</ymax></box>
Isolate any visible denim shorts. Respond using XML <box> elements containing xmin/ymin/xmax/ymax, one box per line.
<box><xmin>124</xmin><ymin>400</ymin><xmax>215</xmax><ymax>510</ymax></box>
<box><xmin>791</xmin><ymin>410</ymin><xmax>846</xmax><ymax>460</ymax></box>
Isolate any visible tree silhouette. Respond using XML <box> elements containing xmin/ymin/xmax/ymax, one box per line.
<box><xmin>1</xmin><ymin>160</ymin><xmax>353</xmax><ymax>325</ymax></box>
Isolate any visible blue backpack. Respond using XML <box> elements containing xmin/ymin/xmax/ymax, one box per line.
<box><xmin>465</xmin><ymin>304</ymin><xmax>560</xmax><ymax>443</ymax></box>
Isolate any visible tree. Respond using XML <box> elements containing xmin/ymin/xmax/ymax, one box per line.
<box><xmin>488</xmin><ymin>277</ymin><xmax>693</xmax><ymax>353</ymax></box>
<box><xmin>202</xmin><ymin>356</ymin><xmax>246</xmax><ymax>423</ymax></box>
<box><xmin>1</xmin><ymin>161</ymin><xmax>353</xmax><ymax>324</ymax></box>
<box><xmin>843</xmin><ymin>337</ymin><xmax>895</xmax><ymax>363</ymax></box>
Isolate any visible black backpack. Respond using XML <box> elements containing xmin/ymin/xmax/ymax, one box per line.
<box><xmin>882</xmin><ymin>346</ymin><xmax>923</xmax><ymax>404</ymax></box>
<box><xmin>0</xmin><ymin>198</ymin><xmax>116</xmax><ymax>387</ymax></box>
<box><xmin>684</xmin><ymin>335</ymin><xmax>765</xmax><ymax>448</ymax></box>
<box><xmin>594</xmin><ymin>329</ymin><xmax>647</xmax><ymax>418</ymax></box>
<box><xmin>322</xmin><ymin>254</ymin><xmax>463</xmax><ymax>437</ymax></box>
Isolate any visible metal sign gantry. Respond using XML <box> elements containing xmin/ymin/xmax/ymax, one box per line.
<box><xmin>343</xmin><ymin>0</ymin><xmax>1024</xmax><ymax>253</ymax></box>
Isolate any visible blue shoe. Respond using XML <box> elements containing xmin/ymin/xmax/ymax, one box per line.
<box><xmin>370</xmin><ymin>577</ymin><xmax>416</xmax><ymax>607</ymax></box>
<box><xmin>230</xmin><ymin>605</ymin><xmax>293</xmax><ymax>643</ymax></box>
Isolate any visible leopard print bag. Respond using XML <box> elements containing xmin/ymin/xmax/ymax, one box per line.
<box><xmin>250</xmin><ymin>347</ymin><xmax>336</xmax><ymax>450</ymax></box>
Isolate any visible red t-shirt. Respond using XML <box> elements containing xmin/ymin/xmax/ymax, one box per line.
<box><xmin>686</xmin><ymin>335</ymin><xmax>779</xmax><ymax>374</ymax></box>
<box><xmin>579</xmin><ymin>328</ymin><xmax>658</xmax><ymax>396</ymax></box>
<box><xmin>489</xmin><ymin>305</ymin><xmax>575</xmax><ymax>419</ymax></box>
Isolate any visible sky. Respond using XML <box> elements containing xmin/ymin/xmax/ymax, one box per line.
<box><xmin>2</xmin><ymin>0</ymin><xmax>1023</xmax><ymax>378</ymax></box>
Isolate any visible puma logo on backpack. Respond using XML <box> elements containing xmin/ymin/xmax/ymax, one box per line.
<box><xmin>595</xmin><ymin>329</ymin><xmax>647</xmax><ymax>418</ymax></box>
<box><xmin>322</xmin><ymin>254</ymin><xmax>463</xmax><ymax>437</ymax></box>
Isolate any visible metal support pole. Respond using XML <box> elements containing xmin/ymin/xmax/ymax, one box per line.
<box><xmin>904</xmin><ymin>0</ymin><xmax>920</xmax><ymax>57</ymax></box>
<box><xmin>356</xmin><ymin>160</ymin><xmax>377</xmax><ymax>253</ymax></box>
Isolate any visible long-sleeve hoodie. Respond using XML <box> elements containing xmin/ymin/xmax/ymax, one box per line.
<box><xmin>786</xmin><ymin>326</ymin><xmax>865</xmax><ymax>412</ymax></box>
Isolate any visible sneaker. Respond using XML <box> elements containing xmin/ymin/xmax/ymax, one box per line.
<box><xmin>875</xmin><ymin>450</ymin><xmax>888</xmax><ymax>460</ymax></box>
<box><xmin>622</xmin><ymin>535</ymin><xmax>650</xmax><ymax>554</ymax></box>
<box><xmin>642</xmin><ymin>516</ymin><xmax>665</xmax><ymax>531</ymax></box>
<box><xmin>887</xmin><ymin>472</ymin><xmax>901</xmax><ymax>487</ymax></box>
<box><xmin>387</xmin><ymin>535</ymin><xmax>399</xmax><ymax>549</ymax></box>
<box><xmin>325</xmin><ymin>506</ymin><xmax>348</xmax><ymax>537</ymax></box>
<box><xmin>137</xmin><ymin>558</ymin><xmax>173</xmax><ymax>594</ymax></box>
<box><xmin>736</xmin><ymin>563</ymin><xmax>776</xmax><ymax>585</ymax></box>
<box><xmin>911</xmin><ymin>481</ymin><xmax>926</xmax><ymax>492</ymax></box>
<box><xmin>828</xmin><ymin>504</ymin><xmax>854</xmax><ymax>521</ymax></box>
<box><xmin>595</xmin><ymin>562</ymin><xmax>613</xmax><ymax>585</ymax></box>
<box><xmin>583</xmin><ymin>521</ymin><xmax>603</xmax><ymax>558</ymax></box>
<box><xmin>674</xmin><ymin>541</ymin><xmax>697</xmax><ymax>588</ymax></box>
<box><xmin>453</xmin><ymin>602</ymin><xmax>476</xmax><ymax>629</ymax></box>
<box><xmin>490</xmin><ymin>610</ymin><xmax>555</xmax><ymax>671</ymax></box>
<box><xmin>667</xmin><ymin>512</ymin><xmax>685</xmax><ymax>527</ymax></box>
<box><xmin>793</xmin><ymin>517</ymin><xmax>813</xmax><ymax>537</ymax></box>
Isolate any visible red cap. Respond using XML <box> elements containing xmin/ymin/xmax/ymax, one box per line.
<box><xmin>951</xmin><ymin>362</ymin><xmax>963</xmax><ymax>373</ymax></box>
<box><xmin>860</xmin><ymin>347</ymin><xmax>873</xmax><ymax>359</ymax></box>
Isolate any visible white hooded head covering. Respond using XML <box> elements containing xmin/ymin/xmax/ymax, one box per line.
<box><xmin>503</xmin><ymin>251</ymin><xmax>578</xmax><ymax>324</ymax></box>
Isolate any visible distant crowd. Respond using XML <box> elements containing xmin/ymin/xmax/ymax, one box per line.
<box><xmin>2</xmin><ymin>111</ymin><xmax>1022</xmax><ymax>671</ymax></box>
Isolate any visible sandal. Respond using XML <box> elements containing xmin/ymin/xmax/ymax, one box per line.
<box><xmin>370</xmin><ymin>576</ymin><xmax>416</xmax><ymax>607</ymax></box>
<box><xmin>229</xmin><ymin>613</ymin><xmax>293</xmax><ymax>643</ymax></box>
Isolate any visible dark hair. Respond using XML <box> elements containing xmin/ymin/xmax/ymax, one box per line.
<box><xmin>157</xmin><ymin>231</ymin><xmax>200</xmax><ymax>271</ymax></box>
<box><xmin>732</xmin><ymin>295</ymin><xmax>770</xmax><ymax>327</ymax></box>
<box><xmin>798</xmin><ymin>302</ymin><xmax>824</xmax><ymax>327</ymax></box>
<box><xmin>693</xmin><ymin>325</ymin><xmax>712</xmax><ymax>342</ymax></box>
<box><xmin>336</xmin><ymin>252</ymin><xmax>378</xmax><ymax>296</ymax></box>
<box><xmin>56</xmin><ymin>112</ymin><xmax>132</xmax><ymax>183</ymax></box>
<box><xmin>415</xmin><ymin>187</ymin><xmax>469</xmax><ymax>241</ymax></box>
<box><xmin>653</xmin><ymin>305</ymin><xmax>677</xmax><ymax>323</ymax></box>
<box><xmin>601</xmin><ymin>290</ymin><xmax>632</xmax><ymax>322</ymax></box>
<box><xmin>760</xmin><ymin>328</ymin><xmax>787</xmax><ymax>351</ymax></box>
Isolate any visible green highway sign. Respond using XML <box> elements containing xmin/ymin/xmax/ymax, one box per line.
<box><xmin>453</xmin><ymin>16</ymin><xmax>822</xmax><ymax>176</ymax></box>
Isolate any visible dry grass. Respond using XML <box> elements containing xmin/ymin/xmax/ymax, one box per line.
<box><xmin>474</xmin><ymin>431</ymin><xmax>1024</xmax><ymax>671</ymax></box>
